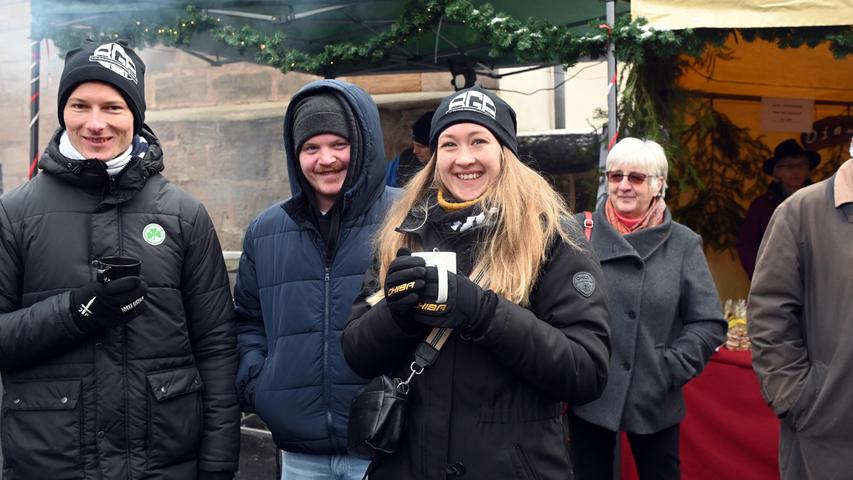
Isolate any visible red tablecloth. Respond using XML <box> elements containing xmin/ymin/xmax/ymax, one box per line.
<box><xmin>620</xmin><ymin>348</ymin><xmax>780</xmax><ymax>480</ymax></box>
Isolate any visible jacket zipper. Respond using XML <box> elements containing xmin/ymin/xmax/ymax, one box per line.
<box><xmin>112</xmin><ymin>180</ymin><xmax>131</xmax><ymax>476</ymax></box>
<box><xmin>117</xmin><ymin>202</ymin><xmax>124</xmax><ymax>256</ymax></box>
<box><xmin>323</xmin><ymin>265</ymin><xmax>335</xmax><ymax>449</ymax></box>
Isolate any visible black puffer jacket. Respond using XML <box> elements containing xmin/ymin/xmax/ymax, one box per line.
<box><xmin>0</xmin><ymin>128</ymin><xmax>240</xmax><ymax>480</ymax></box>
<box><xmin>342</xmin><ymin>204</ymin><xmax>611</xmax><ymax>480</ymax></box>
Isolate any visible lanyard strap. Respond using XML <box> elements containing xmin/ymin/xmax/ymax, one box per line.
<box><xmin>397</xmin><ymin>327</ymin><xmax>450</xmax><ymax>394</ymax></box>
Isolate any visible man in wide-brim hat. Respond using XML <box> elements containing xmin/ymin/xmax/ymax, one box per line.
<box><xmin>738</xmin><ymin>138</ymin><xmax>820</xmax><ymax>278</ymax></box>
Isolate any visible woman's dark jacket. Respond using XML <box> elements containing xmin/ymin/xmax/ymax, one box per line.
<box><xmin>342</xmin><ymin>204</ymin><xmax>611</xmax><ymax>480</ymax></box>
<box><xmin>572</xmin><ymin>206</ymin><xmax>726</xmax><ymax>434</ymax></box>
<box><xmin>233</xmin><ymin>79</ymin><xmax>398</xmax><ymax>454</ymax></box>
<box><xmin>0</xmin><ymin>128</ymin><xmax>240</xmax><ymax>479</ymax></box>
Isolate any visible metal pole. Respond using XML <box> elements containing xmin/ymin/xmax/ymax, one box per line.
<box><xmin>553</xmin><ymin>64</ymin><xmax>565</xmax><ymax>129</ymax></box>
<box><xmin>595</xmin><ymin>0</ymin><xmax>618</xmax><ymax>204</ymax></box>
<box><xmin>29</xmin><ymin>39</ymin><xmax>41</xmax><ymax>179</ymax></box>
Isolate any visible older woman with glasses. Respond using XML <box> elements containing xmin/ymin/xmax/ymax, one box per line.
<box><xmin>569</xmin><ymin>137</ymin><xmax>726</xmax><ymax>480</ymax></box>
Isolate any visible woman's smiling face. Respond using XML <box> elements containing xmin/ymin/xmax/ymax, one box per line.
<box><xmin>435</xmin><ymin>122</ymin><xmax>502</xmax><ymax>201</ymax></box>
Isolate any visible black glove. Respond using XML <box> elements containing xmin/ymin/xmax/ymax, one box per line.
<box><xmin>412</xmin><ymin>269</ymin><xmax>497</xmax><ymax>332</ymax></box>
<box><xmin>70</xmin><ymin>276</ymin><xmax>147</xmax><ymax>332</ymax></box>
<box><xmin>383</xmin><ymin>248</ymin><xmax>428</xmax><ymax>322</ymax></box>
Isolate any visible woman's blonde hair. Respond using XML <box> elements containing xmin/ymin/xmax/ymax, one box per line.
<box><xmin>370</xmin><ymin>144</ymin><xmax>579</xmax><ymax>306</ymax></box>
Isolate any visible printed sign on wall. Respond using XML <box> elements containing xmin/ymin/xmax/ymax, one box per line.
<box><xmin>760</xmin><ymin>97</ymin><xmax>815</xmax><ymax>132</ymax></box>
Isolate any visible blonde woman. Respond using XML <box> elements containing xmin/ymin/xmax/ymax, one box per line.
<box><xmin>341</xmin><ymin>86</ymin><xmax>611</xmax><ymax>479</ymax></box>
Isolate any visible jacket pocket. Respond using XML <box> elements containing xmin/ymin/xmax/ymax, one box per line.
<box><xmin>509</xmin><ymin>444</ymin><xmax>540</xmax><ymax>480</ymax></box>
<box><xmin>145</xmin><ymin>366</ymin><xmax>204</xmax><ymax>468</ymax></box>
<box><xmin>1</xmin><ymin>379</ymin><xmax>82</xmax><ymax>479</ymax></box>
<box><xmin>786</xmin><ymin>361</ymin><xmax>828</xmax><ymax>433</ymax></box>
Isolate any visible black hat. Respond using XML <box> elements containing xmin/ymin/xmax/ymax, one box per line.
<box><xmin>411</xmin><ymin>110</ymin><xmax>434</xmax><ymax>146</ymax></box>
<box><xmin>430</xmin><ymin>86</ymin><xmax>518</xmax><ymax>157</ymax></box>
<box><xmin>292</xmin><ymin>93</ymin><xmax>350</xmax><ymax>153</ymax></box>
<box><xmin>763</xmin><ymin>139</ymin><xmax>820</xmax><ymax>175</ymax></box>
<box><xmin>58</xmin><ymin>39</ymin><xmax>146</xmax><ymax>134</ymax></box>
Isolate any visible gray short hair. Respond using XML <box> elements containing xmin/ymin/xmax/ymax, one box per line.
<box><xmin>606</xmin><ymin>137</ymin><xmax>668</xmax><ymax>198</ymax></box>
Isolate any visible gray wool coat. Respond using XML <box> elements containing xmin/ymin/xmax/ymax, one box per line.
<box><xmin>748</xmin><ymin>168</ymin><xmax>853</xmax><ymax>480</ymax></box>
<box><xmin>573</xmin><ymin>206</ymin><xmax>727</xmax><ymax>434</ymax></box>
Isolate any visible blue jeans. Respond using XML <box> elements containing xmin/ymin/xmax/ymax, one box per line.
<box><xmin>281</xmin><ymin>451</ymin><xmax>371</xmax><ymax>480</ymax></box>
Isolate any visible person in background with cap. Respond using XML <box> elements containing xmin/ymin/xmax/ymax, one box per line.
<box><xmin>737</xmin><ymin>138</ymin><xmax>820</xmax><ymax>278</ymax></box>
<box><xmin>341</xmin><ymin>85</ymin><xmax>611</xmax><ymax>479</ymax></box>
<box><xmin>748</xmin><ymin>138</ymin><xmax>853</xmax><ymax>479</ymax></box>
<box><xmin>233</xmin><ymin>79</ymin><xmax>397</xmax><ymax>479</ymax></box>
<box><xmin>385</xmin><ymin>110</ymin><xmax>435</xmax><ymax>187</ymax></box>
<box><xmin>0</xmin><ymin>39</ymin><xmax>239</xmax><ymax>479</ymax></box>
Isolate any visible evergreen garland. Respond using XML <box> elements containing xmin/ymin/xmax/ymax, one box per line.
<box><xmin>35</xmin><ymin>1</ymin><xmax>853</xmax><ymax>72</ymax></box>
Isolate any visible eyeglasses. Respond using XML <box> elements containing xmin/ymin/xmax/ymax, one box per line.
<box><xmin>605</xmin><ymin>171</ymin><xmax>648</xmax><ymax>185</ymax></box>
<box><xmin>775</xmin><ymin>160</ymin><xmax>810</xmax><ymax>170</ymax></box>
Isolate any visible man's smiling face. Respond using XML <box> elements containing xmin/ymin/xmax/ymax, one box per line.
<box><xmin>63</xmin><ymin>81</ymin><xmax>134</xmax><ymax>161</ymax></box>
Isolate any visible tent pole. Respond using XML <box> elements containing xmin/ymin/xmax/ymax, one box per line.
<box><xmin>29</xmin><ymin>39</ymin><xmax>40</xmax><ymax>179</ymax></box>
<box><xmin>553</xmin><ymin>64</ymin><xmax>566</xmax><ymax>129</ymax></box>
<box><xmin>596</xmin><ymin>0</ymin><xmax>618</xmax><ymax>203</ymax></box>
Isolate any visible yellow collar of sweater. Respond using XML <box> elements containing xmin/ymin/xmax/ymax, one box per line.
<box><xmin>437</xmin><ymin>190</ymin><xmax>483</xmax><ymax>211</ymax></box>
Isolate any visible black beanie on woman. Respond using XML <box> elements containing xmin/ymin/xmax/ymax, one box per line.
<box><xmin>429</xmin><ymin>85</ymin><xmax>518</xmax><ymax>157</ymax></box>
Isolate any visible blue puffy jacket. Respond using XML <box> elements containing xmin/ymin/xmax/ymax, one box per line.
<box><xmin>234</xmin><ymin>79</ymin><xmax>397</xmax><ymax>454</ymax></box>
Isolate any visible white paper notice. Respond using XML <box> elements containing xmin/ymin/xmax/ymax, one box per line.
<box><xmin>760</xmin><ymin>97</ymin><xmax>815</xmax><ymax>132</ymax></box>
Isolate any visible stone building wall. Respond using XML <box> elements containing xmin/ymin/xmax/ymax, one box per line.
<box><xmin>0</xmin><ymin>1</ymin><xmax>33</xmax><ymax>192</ymax></box>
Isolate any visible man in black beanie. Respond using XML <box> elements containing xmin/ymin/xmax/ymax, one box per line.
<box><xmin>0</xmin><ymin>39</ymin><xmax>239</xmax><ymax>480</ymax></box>
<box><xmin>385</xmin><ymin>109</ymin><xmax>435</xmax><ymax>187</ymax></box>
<box><xmin>234</xmin><ymin>79</ymin><xmax>398</xmax><ymax>479</ymax></box>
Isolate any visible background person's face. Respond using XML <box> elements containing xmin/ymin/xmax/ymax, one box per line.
<box><xmin>773</xmin><ymin>154</ymin><xmax>811</xmax><ymax>192</ymax></box>
<box><xmin>412</xmin><ymin>141</ymin><xmax>431</xmax><ymax>163</ymax></box>
<box><xmin>436</xmin><ymin>123</ymin><xmax>501</xmax><ymax>202</ymax></box>
<box><xmin>606</xmin><ymin>164</ymin><xmax>662</xmax><ymax>219</ymax></box>
<box><xmin>63</xmin><ymin>82</ymin><xmax>134</xmax><ymax>161</ymax></box>
<box><xmin>299</xmin><ymin>133</ymin><xmax>351</xmax><ymax>212</ymax></box>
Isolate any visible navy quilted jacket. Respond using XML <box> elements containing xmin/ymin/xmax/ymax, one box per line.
<box><xmin>233</xmin><ymin>79</ymin><xmax>397</xmax><ymax>454</ymax></box>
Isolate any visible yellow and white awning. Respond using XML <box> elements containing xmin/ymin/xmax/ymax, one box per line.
<box><xmin>631</xmin><ymin>0</ymin><xmax>853</xmax><ymax>30</ymax></box>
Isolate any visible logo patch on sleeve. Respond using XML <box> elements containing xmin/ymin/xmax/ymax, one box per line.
<box><xmin>572</xmin><ymin>272</ymin><xmax>595</xmax><ymax>298</ymax></box>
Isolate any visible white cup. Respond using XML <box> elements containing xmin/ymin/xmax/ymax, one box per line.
<box><xmin>411</xmin><ymin>251</ymin><xmax>457</xmax><ymax>303</ymax></box>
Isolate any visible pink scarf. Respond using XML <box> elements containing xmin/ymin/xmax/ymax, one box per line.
<box><xmin>605</xmin><ymin>197</ymin><xmax>666</xmax><ymax>235</ymax></box>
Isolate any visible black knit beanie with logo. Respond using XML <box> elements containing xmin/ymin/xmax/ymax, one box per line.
<box><xmin>58</xmin><ymin>39</ymin><xmax>146</xmax><ymax>135</ymax></box>
<box><xmin>292</xmin><ymin>93</ymin><xmax>351</xmax><ymax>153</ymax></box>
<box><xmin>430</xmin><ymin>86</ymin><xmax>518</xmax><ymax>157</ymax></box>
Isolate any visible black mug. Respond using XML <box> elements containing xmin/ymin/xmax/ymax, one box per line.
<box><xmin>96</xmin><ymin>256</ymin><xmax>141</xmax><ymax>284</ymax></box>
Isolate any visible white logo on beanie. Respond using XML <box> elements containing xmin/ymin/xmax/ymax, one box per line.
<box><xmin>446</xmin><ymin>91</ymin><xmax>496</xmax><ymax>119</ymax></box>
<box><xmin>89</xmin><ymin>43</ymin><xmax>138</xmax><ymax>85</ymax></box>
